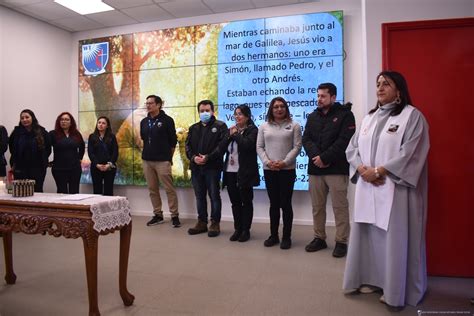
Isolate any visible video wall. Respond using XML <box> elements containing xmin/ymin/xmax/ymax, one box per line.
<box><xmin>78</xmin><ymin>11</ymin><xmax>344</xmax><ymax>190</ymax></box>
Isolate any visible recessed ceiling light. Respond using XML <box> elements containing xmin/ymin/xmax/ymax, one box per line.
<box><xmin>54</xmin><ymin>0</ymin><xmax>114</xmax><ymax>15</ymax></box>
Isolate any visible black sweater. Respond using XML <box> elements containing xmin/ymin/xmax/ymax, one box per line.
<box><xmin>140</xmin><ymin>110</ymin><xmax>177</xmax><ymax>162</ymax></box>
<box><xmin>9</xmin><ymin>125</ymin><xmax>51</xmax><ymax>169</ymax></box>
<box><xmin>302</xmin><ymin>102</ymin><xmax>356</xmax><ymax>176</ymax></box>
<box><xmin>49</xmin><ymin>131</ymin><xmax>85</xmax><ymax>170</ymax></box>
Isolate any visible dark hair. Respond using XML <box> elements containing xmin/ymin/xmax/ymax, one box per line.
<box><xmin>266</xmin><ymin>97</ymin><xmax>291</xmax><ymax>122</ymax></box>
<box><xmin>235</xmin><ymin>104</ymin><xmax>251</xmax><ymax>119</ymax></box>
<box><xmin>146</xmin><ymin>95</ymin><xmax>163</xmax><ymax>106</ymax></box>
<box><xmin>18</xmin><ymin>109</ymin><xmax>45</xmax><ymax>149</ymax></box>
<box><xmin>317</xmin><ymin>83</ymin><xmax>337</xmax><ymax>97</ymax></box>
<box><xmin>369</xmin><ymin>71</ymin><xmax>413</xmax><ymax>116</ymax></box>
<box><xmin>53</xmin><ymin>112</ymin><xmax>83</xmax><ymax>143</ymax></box>
<box><xmin>93</xmin><ymin>116</ymin><xmax>113</xmax><ymax>144</ymax></box>
<box><xmin>197</xmin><ymin>99</ymin><xmax>214</xmax><ymax>112</ymax></box>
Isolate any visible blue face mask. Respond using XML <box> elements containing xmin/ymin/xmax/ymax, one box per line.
<box><xmin>200</xmin><ymin>111</ymin><xmax>212</xmax><ymax>123</ymax></box>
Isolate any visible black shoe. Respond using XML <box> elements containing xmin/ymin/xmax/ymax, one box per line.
<box><xmin>238</xmin><ymin>230</ymin><xmax>250</xmax><ymax>242</ymax></box>
<box><xmin>264</xmin><ymin>235</ymin><xmax>280</xmax><ymax>247</ymax></box>
<box><xmin>147</xmin><ymin>214</ymin><xmax>164</xmax><ymax>226</ymax></box>
<box><xmin>171</xmin><ymin>216</ymin><xmax>181</xmax><ymax>228</ymax></box>
<box><xmin>332</xmin><ymin>242</ymin><xmax>347</xmax><ymax>258</ymax></box>
<box><xmin>229</xmin><ymin>230</ymin><xmax>241</xmax><ymax>241</ymax></box>
<box><xmin>280</xmin><ymin>238</ymin><xmax>292</xmax><ymax>250</ymax></box>
<box><xmin>305</xmin><ymin>238</ymin><xmax>327</xmax><ymax>252</ymax></box>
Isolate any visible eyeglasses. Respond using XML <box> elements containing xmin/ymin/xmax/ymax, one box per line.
<box><xmin>234</xmin><ymin>113</ymin><xmax>244</xmax><ymax>117</ymax></box>
<box><xmin>144</xmin><ymin>102</ymin><xmax>156</xmax><ymax>105</ymax></box>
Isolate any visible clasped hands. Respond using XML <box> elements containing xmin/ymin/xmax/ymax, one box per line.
<box><xmin>267</xmin><ymin>160</ymin><xmax>287</xmax><ymax>171</ymax></box>
<box><xmin>194</xmin><ymin>154</ymin><xmax>208</xmax><ymax>165</ymax></box>
<box><xmin>312</xmin><ymin>155</ymin><xmax>329</xmax><ymax>168</ymax></box>
<box><xmin>96</xmin><ymin>164</ymin><xmax>111</xmax><ymax>172</ymax></box>
<box><xmin>358</xmin><ymin>165</ymin><xmax>386</xmax><ymax>186</ymax></box>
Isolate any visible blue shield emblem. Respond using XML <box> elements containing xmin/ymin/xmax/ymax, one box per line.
<box><xmin>82</xmin><ymin>42</ymin><xmax>109</xmax><ymax>76</ymax></box>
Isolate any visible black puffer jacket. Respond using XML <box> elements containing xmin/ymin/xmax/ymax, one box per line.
<box><xmin>185</xmin><ymin>116</ymin><xmax>228</xmax><ymax>171</ymax></box>
<box><xmin>222</xmin><ymin>122</ymin><xmax>260</xmax><ymax>188</ymax></box>
<box><xmin>302</xmin><ymin>102</ymin><xmax>355</xmax><ymax>175</ymax></box>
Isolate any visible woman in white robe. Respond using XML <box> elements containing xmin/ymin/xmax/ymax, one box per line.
<box><xmin>343</xmin><ymin>71</ymin><xmax>430</xmax><ymax>309</ymax></box>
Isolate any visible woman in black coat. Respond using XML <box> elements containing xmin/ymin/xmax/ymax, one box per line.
<box><xmin>87</xmin><ymin>116</ymin><xmax>118</xmax><ymax>196</ymax></box>
<box><xmin>0</xmin><ymin>125</ymin><xmax>8</xmax><ymax>180</ymax></box>
<box><xmin>222</xmin><ymin>104</ymin><xmax>260</xmax><ymax>242</ymax></box>
<box><xmin>49</xmin><ymin>112</ymin><xmax>85</xmax><ymax>194</ymax></box>
<box><xmin>9</xmin><ymin>109</ymin><xmax>51</xmax><ymax>192</ymax></box>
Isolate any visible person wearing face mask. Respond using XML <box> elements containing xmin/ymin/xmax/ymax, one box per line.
<box><xmin>49</xmin><ymin>112</ymin><xmax>85</xmax><ymax>194</ymax></box>
<box><xmin>256</xmin><ymin>96</ymin><xmax>302</xmax><ymax>250</ymax></box>
<box><xmin>222</xmin><ymin>105</ymin><xmax>259</xmax><ymax>243</ymax></box>
<box><xmin>185</xmin><ymin>100</ymin><xmax>228</xmax><ymax>237</ymax></box>
<box><xmin>140</xmin><ymin>95</ymin><xmax>180</xmax><ymax>228</ymax></box>
<box><xmin>302</xmin><ymin>83</ymin><xmax>355</xmax><ymax>258</ymax></box>
<box><xmin>9</xmin><ymin>109</ymin><xmax>51</xmax><ymax>192</ymax></box>
<box><xmin>343</xmin><ymin>71</ymin><xmax>430</xmax><ymax>310</ymax></box>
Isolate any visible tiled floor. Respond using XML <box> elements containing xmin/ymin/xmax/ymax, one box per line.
<box><xmin>0</xmin><ymin>216</ymin><xmax>473</xmax><ymax>315</ymax></box>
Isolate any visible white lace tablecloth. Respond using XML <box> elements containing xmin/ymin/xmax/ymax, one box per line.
<box><xmin>0</xmin><ymin>193</ymin><xmax>132</xmax><ymax>233</ymax></box>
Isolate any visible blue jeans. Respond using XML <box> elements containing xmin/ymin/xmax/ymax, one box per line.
<box><xmin>191</xmin><ymin>168</ymin><xmax>222</xmax><ymax>223</ymax></box>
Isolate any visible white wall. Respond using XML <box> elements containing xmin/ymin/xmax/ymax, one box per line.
<box><xmin>0</xmin><ymin>5</ymin><xmax>72</xmax><ymax>193</ymax></box>
<box><xmin>71</xmin><ymin>0</ymin><xmax>364</xmax><ymax>227</ymax></box>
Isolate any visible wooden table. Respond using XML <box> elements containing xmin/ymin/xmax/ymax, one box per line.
<box><xmin>0</xmin><ymin>195</ymin><xmax>134</xmax><ymax>316</ymax></box>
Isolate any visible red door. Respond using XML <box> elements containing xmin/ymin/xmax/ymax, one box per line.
<box><xmin>382</xmin><ymin>18</ymin><xmax>474</xmax><ymax>277</ymax></box>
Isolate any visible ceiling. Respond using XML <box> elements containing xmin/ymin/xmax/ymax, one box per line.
<box><xmin>0</xmin><ymin>0</ymin><xmax>320</xmax><ymax>32</ymax></box>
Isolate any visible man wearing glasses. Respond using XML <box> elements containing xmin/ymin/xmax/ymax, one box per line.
<box><xmin>141</xmin><ymin>95</ymin><xmax>180</xmax><ymax>228</ymax></box>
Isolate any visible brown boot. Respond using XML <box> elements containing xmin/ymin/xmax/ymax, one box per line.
<box><xmin>188</xmin><ymin>220</ymin><xmax>208</xmax><ymax>235</ymax></box>
<box><xmin>208</xmin><ymin>220</ymin><xmax>220</xmax><ymax>237</ymax></box>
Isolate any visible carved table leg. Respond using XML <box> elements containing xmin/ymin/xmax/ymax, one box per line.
<box><xmin>2</xmin><ymin>231</ymin><xmax>17</xmax><ymax>284</ymax></box>
<box><xmin>119</xmin><ymin>222</ymin><xmax>135</xmax><ymax>306</ymax></box>
<box><xmin>82</xmin><ymin>232</ymin><xmax>100</xmax><ymax>316</ymax></box>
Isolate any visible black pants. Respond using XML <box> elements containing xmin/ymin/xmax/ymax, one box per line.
<box><xmin>14</xmin><ymin>167</ymin><xmax>47</xmax><ymax>192</ymax></box>
<box><xmin>225</xmin><ymin>172</ymin><xmax>254</xmax><ymax>232</ymax></box>
<box><xmin>52</xmin><ymin>167</ymin><xmax>82</xmax><ymax>194</ymax></box>
<box><xmin>263</xmin><ymin>169</ymin><xmax>296</xmax><ymax>239</ymax></box>
<box><xmin>91</xmin><ymin>167</ymin><xmax>116</xmax><ymax>196</ymax></box>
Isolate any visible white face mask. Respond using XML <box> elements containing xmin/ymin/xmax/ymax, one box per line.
<box><xmin>200</xmin><ymin>112</ymin><xmax>212</xmax><ymax>123</ymax></box>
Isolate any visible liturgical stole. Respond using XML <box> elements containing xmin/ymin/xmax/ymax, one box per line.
<box><xmin>354</xmin><ymin>105</ymin><xmax>414</xmax><ymax>231</ymax></box>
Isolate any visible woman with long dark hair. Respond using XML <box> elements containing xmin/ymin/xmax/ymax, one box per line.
<box><xmin>343</xmin><ymin>71</ymin><xmax>430</xmax><ymax>310</ymax></box>
<box><xmin>222</xmin><ymin>105</ymin><xmax>259</xmax><ymax>242</ymax></box>
<box><xmin>87</xmin><ymin>116</ymin><xmax>118</xmax><ymax>196</ymax></box>
<box><xmin>256</xmin><ymin>97</ymin><xmax>302</xmax><ymax>249</ymax></box>
<box><xmin>49</xmin><ymin>112</ymin><xmax>85</xmax><ymax>194</ymax></box>
<box><xmin>9</xmin><ymin>109</ymin><xmax>51</xmax><ymax>192</ymax></box>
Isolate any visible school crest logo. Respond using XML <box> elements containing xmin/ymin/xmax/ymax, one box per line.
<box><xmin>82</xmin><ymin>42</ymin><xmax>109</xmax><ymax>76</ymax></box>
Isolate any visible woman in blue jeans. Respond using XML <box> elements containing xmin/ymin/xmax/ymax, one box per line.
<box><xmin>256</xmin><ymin>97</ymin><xmax>302</xmax><ymax>249</ymax></box>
